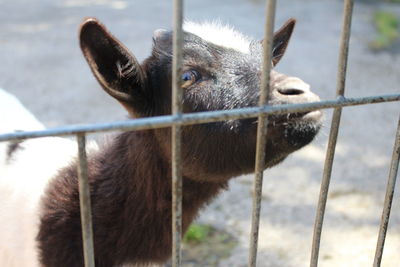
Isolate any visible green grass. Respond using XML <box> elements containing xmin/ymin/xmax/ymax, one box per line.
<box><xmin>370</xmin><ymin>11</ymin><xmax>399</xmax><ymax>50</ymax></box>
<box><xmin>180</xmin><ymin>223</ymin><xmax>238</xmax><ymax>266</ymax></box>
<box><xmin>183</xmin><ymin>223</ymin><xmax>212</xmax><ymax>243</ymax></box>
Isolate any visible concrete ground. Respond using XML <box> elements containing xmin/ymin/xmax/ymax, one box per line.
<box><xmin>1</xmin><ymin>0</ymin><xmax>399</xmax><ymax>266</ymax></box>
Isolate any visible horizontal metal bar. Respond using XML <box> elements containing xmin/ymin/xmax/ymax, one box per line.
<box><xmin>249</xmin><ymin>0</ymin><xmax>276</xmax><ymax>266</ymax></box>
<box><xmin>76</xmin><ymin>133</ymin><xmax>95</xmax><ymax>267</ymax></box>
<box><xmin>373</xmin><ymin>114</ymin><xmax>400</xmax><ymax>267</ymax></box>
<box><xmin>0</xmin><ymin>94</ymin><xmax>399</xmax><ymax>142</ymax></box>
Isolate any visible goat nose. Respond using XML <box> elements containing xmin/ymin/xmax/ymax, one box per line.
<box><xmin>278</xmin><ymin>88</ymin><xmax>305</xmax><ymax>96</ymax></box>
<box><xmin>275</xmin><ymin>78</ymin><xmax>320</xmax><ymax>102</ymax></box>
<box><xmin>276</xmin><ymin>77</ymin><xmax>311</xmax><ymax>96</ymax></box>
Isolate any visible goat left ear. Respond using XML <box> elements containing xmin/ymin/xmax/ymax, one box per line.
<box><xmin>270</xmin><ymin>18</ymin><xmax>296</xmax><ymax>66</ymax></box>
<box><xmin>79</xmin><ymin>18</ymin><xmax>148</xmax><ymax>115</ymax></box>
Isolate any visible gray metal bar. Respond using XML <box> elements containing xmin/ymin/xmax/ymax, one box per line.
<box><xmin>373</xmin><ymin>115</ymin><xmax>400</xmax><ymax>267</ymax></box>
<box><xmin>171</xmin><ymin>0</ymin><xmax>184</xmax><ymax>266</ymax></box>
<box><xmin>0</xmin><ymin>94</ymin><xmax>399</xmax><ymax>142</ymax></box>
<box><xmin>310</xmin><ymin>0</ymin><xmax>354</xmax><ymax>266</ymax></box>
<box><xmin>249</xmin><ymin>0</ymin><xmax>276</xmax><ymax>266</ymax></box>
<box><xmin>77</xmin><ymin>133</ymin><xmax>95</xmax><ymax>267</ymax></box>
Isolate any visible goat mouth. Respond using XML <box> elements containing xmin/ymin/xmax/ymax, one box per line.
<box><xmin>302</xmin><ymin>110</ymin><xmax>323</xmax><ymax>121</ymax></box>
<box><xmin>260</xmin><ymin>110</ymin><xmax>323</xmax><ymax>149</ymax></box>
<box><xmin>281</xmin><ymin>110</ymin><xmax>322</xmax><ymax>148</ymax></box>
<box><xmin>267</xmin><ymin>110</ymin><xmax>323</xmax><ymax>126</ymax></box>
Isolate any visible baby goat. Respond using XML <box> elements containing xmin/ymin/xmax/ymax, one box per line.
<box><xmin>0</xmin><ymin>18</ymin><xmax>322</xmax><ymax>267</ymax></box>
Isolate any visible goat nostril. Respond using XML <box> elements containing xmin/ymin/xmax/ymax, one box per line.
<box><xmin>278</xmin><ymin>88</ymin><xmax>304</xmax><ymax>96</ymax></box>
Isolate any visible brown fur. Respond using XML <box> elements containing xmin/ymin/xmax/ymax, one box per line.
<box><xmin>36</xmin><ymin>18</ymin><xmax>322</xmax><ymax>267</ymax></box>
<box><xmin>37</xmin><ymin>130</ymin><xmax>227</xmax><ymax>267</ymax></box>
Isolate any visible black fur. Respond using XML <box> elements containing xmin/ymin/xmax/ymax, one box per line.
<box><xmin>36</xmin><ymin>18</ymin><xmax>322</xmax><ymax>267</ymax></box>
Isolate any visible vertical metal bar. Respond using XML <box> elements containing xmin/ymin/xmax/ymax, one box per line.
<box><xmin>310</xmin><ymin>1</ymin><xmax>354</xmax><ymax>266</ymax></box>
<box><xmin>171</xmin><ymin>0</ymin><xmax>184</xmax><ymax>266</ymax></box>
<box><xmin>373</xmin><ymin>115</ymin><xmax>400</xmax><ymax>267</ymax></box>
<box><xmin>77</xmin><ymin>133</ymin><xmax>95</xmax><ymax>267</ymax></box>
<box><xmin>248</xmin><ymin>1</ymin><xmax>276</xmax><ymax>266</ymax></box>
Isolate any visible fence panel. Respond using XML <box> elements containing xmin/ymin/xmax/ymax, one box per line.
<box><xmin>0</xmin><ymin>0</ymin><xmax>399</xmax><ymax>266</ymax></box>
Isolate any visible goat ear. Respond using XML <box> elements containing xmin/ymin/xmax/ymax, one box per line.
<box><xmin>271</xmin><ymin>18</ymin><xmax>296</xmax><ymax>66</ymax></box>
<box><xmin>79</xmin><ymin>18</ymin><xmax>148</xmax><ymax>113</ymax></box>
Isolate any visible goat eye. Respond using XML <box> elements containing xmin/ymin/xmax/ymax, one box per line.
<box><xmin>181</xmin><ymin>70</ymin><xmax>200</xmax><ymax>87</ymax></box>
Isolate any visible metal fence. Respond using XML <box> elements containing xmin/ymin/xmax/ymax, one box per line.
<box><xmin>0</xmin><ymin>0</ymin><xmax>399</xmax><ymax>266</ymax></box>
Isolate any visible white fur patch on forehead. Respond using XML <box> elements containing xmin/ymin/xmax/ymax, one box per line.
<box><xmin>183</xmin><ymin>21</ymin><xmax>252</xmax><ymax>54</ymax></box>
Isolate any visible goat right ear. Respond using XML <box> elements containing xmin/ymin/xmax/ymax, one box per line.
<box><xmin>271</xmin><ymin>19</ymin><xmax>296</xmax><ymax>66</ymax></box>
<box><xmin>80</xmin><ymin>18</ymin><xmax>148</xmax><ymax>114</ymax></box>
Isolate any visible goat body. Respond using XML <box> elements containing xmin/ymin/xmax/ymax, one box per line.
<box><xmin>0</xmin><ymin>18</ymin><xmax>322</xmax><ymax>267</ymax></box>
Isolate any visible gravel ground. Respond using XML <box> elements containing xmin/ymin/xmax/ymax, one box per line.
<box><xmin>1</xmin><ymin>0</ymin><xmax>399</xmax><ymax>266</ymax></box>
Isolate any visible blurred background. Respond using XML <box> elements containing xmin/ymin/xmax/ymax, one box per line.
<box><xmin>1</xmin><ymin>0</ymin><xmax>399</xmax><ymax>266</ymax></box>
